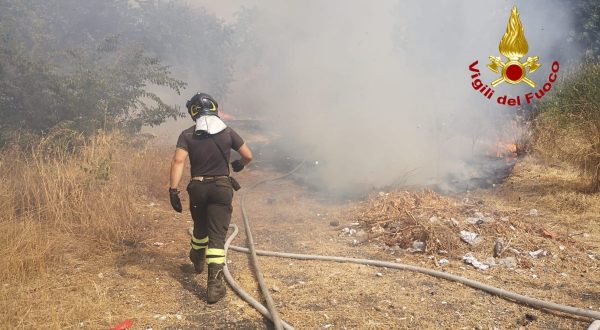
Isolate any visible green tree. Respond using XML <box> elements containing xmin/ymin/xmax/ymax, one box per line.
<box><xmin>570</xmin><ymin>0</ymin><xmax>600</xmax><ymax>60</ymax></box>
<box><xmin>0</xmin><ymin>0</ymin><xmax>239</xmax><ymax>145</ymax></box>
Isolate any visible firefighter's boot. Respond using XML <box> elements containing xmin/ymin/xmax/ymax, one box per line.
<box><xmin>207</xmin><ymin>263</ymin><xmax>226</xmax><ymax>303</ymax></box>
<box><xmin>189</xmin><ymin>236</ymin><xmax>208</xmax><ymax>273</ymax></box>
<box><xmin>189</xmin><ymin>248</ymin><xmax>206</xmax><ymax>273</ymax></box>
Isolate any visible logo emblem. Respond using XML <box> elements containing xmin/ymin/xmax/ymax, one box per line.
<box><xmin>487</xmin><ymin>7</ymin><xmax>541</xmax><ymax>88</ymax></box>
<box><xmin>190</xmin><ymin>104</ymin><xmax>200</xmax><ymax>117</ymax></box>
<box><xmin>189</xmin><ymin>100</ymin><xmax>216</xmax><ymax>117</ymax></box>
<box><xmin>467</xmin><ymin>6</ymin><xmax>559</xmax><ymax>107</ymax></box>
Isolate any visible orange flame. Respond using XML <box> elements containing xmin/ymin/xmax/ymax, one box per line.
<box><xmin>499</xmin><ymin>7</ymin><xmax>529</xmax><ymax>60</ymax></box>
<box><xmin>496</xmin><ymin>142</ymin><xmax>517</xmax><ymax>159</ymax></box>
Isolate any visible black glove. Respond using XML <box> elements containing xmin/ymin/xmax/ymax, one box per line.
<box><xmin>231</xmin><ymin>159</ymin><xmax>245</xmax><ymax>172</ymax></box>
<box><xmin>169</xmin><ymin>188</ymin><xmax>182</xmax><ymax>213</ymax></box>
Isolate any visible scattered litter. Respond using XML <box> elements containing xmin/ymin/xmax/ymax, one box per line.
<box><xmin>388</xmin><ymin>245</ymin><xmax>401</xmax><ymax>252</ymax></box>
<box><xmin>152</xmin><ymin>242</ymin><xmax>164</xmax><ymax>247</ymax></box>
<box><xmin>465</xmin><ymin>211</ymin><xmax>495</xmax><ymax>225</ymax></box>
<box><xmin>110</xmin><ymin>320</ymin><xmax>134</xmax><ymax>330</ymax></box>
<box><xmin>375</xmin><ymin>272</ymin><xmax>384</xmax><ymax>277</ymax></box>
<box><xmin>323</xmin><ymin>324</ymin><xmax>333</xmax><ymax>329</ymax></box>
<box><xmin>498</xmin><ymin>257</ymin><xmax>517</xmax><ymax>268</ymax></box>
<box><xmin>341</xmin><ymin>227</ymin><xmax>358</xmax><ymax>237</ymax></box>
<box><xmin>540</xmin><ymin>228</ymin><xmax>555</xmax><ymax>239</ymax></box>
<box><xmin>466</xmin><ymin>217</ymin><xmax>484</xmax><ymax>225</ymax></box>
<box><xmin>148</xmin><ymin>203</ymin><xmax>156</xmax><ymax>207</ymax></box>
<box><xmin>588</xmin><ymin>254</ymin><xmax>596</xmax><ymax>260</ymax></box>
<box><xmin>493</xmin><ymin>238</ymin><xmax>504</xmax><ymax>257</ymax></box>
<box><xmin>351</xmin><ymin>239</ymin><xmax>358</xmax><ymax>246</ymax></box>
<box><xmin>450</xmin><ymin>218</ymin><xmax>459</xmax><ymax>226</ymax></box>
<box><xmin>517</xmin><ymin>313</ymin><xmax>538</xmax><ymax>326</ymax></box>
<box><xmin>529</xmin><ymin>249</ymin><xmax>547</xmax><ymax>258</ymax></box>
<box><xmin>408</xmin><ymin>241</ymin><xmax>425</xmax><ymax>253</ymax></box>
<box><xmin>352</xmin><ymin>190</ymin><xmax>572</xmax><ymax>264</ymax></box>
<box><xmin>176</xmin><ymin>314</ymin><xmax>183</xmax><ymax>320</ymax></box>
<box><xmin>159</xmin><ymin>315</ymin><xmax>166</xmax><ymax>321</ymax></box>
<box><xmin>559</xmin><ymin>245</ymin><xmax>565</xmax><ymax>251</ymax></box>
<box><xmin>463</xmin><ymin>253</ymin><xmax>490</xmax><ymax>270</ymax></box>
<box><xmin>350</xmin><ymin>222</ymin><xmax>360</xmax><ymax>226</ymax></box>
<box><xmin>271</xmin><ymin>285</ymin><xmax>280</xmax><ymax>292</ymax></box>
<box><xmin>484</xmin><ymin>257</ymin><xmax>496</xmax><ymax>267</ymax></box>
<box><xmin>438</xmin><ymin>258</ymin><xmax>449</xmax><ymax>265</ymax></box>
<box><xmin>583</xmin><ymin>233</ymin><xmax>591</xmax><ymax>238</ymax></box>
<box><xmin>459</xmin><ymin>231</ymin><xmax>482</xmax><ymax>246</ymax></box>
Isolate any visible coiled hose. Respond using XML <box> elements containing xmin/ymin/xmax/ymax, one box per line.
<box><xmin>216</xmin><ymin>163</ymin><xmax>600</xmax><ymax>329</ymax></box>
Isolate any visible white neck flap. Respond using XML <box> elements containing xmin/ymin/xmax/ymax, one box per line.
<box><xmin>195</xmin><ymin>115</ymin><xmax>227</xmax><ymax>135</ymax></box>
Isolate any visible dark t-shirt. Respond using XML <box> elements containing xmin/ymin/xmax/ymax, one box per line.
<box><xmin>176</xmin><ymin>126</ymin><xmax>244</xmax><ymax>177</ymax></box>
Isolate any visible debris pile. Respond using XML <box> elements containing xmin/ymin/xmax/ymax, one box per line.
<box><xmin>347</xmin><ymin>189</ymin><xmax>588</xmax><ymax>269</ymax></box>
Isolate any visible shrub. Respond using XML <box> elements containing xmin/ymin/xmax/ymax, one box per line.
<box><xmin>532</xmin><ymin>62</ymin><xmax>600</xmax><ymax>191</ymax></box>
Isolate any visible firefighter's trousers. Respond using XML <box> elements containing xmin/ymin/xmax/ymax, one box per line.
<box><xmin>187</xmin><ymin>177</ymin><xmax>233</xmax><ymax>265</ymax></box>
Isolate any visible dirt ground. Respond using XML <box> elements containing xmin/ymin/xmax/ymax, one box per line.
<box><xmin>34</xmin><ymin>155</ymin><xmax>594</xmax><ymax>330</ymax></box>
<box><xmin>6</xmin><ymin>155</ymin><xmax>597</xmax><ymax>329</ymax></box>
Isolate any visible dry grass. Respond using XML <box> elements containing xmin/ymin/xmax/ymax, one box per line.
<box><xmin>0</xmin><ymin>131</ymin><xmax>170</xmax><ymax>328</ymax></box>
<box><xmin>532</xmin><ymin>62</ymin><xmax>600</xmax><ymax>191</ymax></box>
<box><xmin>479</xmin><ymin>157</ymin><xmax>600</xmax><ymax>249</ymax></box>
<box><xmin>533</xmin><ymin>112</ymin><xmax>600</xmax><ymax>191</ymax></box>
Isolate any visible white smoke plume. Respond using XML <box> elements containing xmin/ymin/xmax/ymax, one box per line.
<box><xmin>179</xmin><ymin>0</ymin><xmax>576</xmax><ymax>194</ymax></box>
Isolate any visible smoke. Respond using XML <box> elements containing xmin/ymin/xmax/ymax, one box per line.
<box><xmin>187</xmin><ymin>0</ymin><xmax>577</xmax><ymax>194</ymax></box>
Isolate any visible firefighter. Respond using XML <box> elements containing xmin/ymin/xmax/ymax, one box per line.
<box><xmin>169</xmin><ymin>92</ymin><xmax>253</xmax><ymax>303</ymax></box>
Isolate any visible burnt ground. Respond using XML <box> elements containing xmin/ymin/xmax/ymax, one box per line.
<box><xmin>83</xmin><ymin>156</ymin><xmax>600</xmax><ymax>330</ymax></box>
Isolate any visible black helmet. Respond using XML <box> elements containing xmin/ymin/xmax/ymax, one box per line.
<box><xmin>186</xmin><ymin>93</ymin><xmax>219</xmax><ymax>120</ymax></box>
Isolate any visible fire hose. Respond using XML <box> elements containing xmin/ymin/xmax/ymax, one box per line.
<box><xmin>213</xmin><ymin>163</ymin><xmax>600</xmax><ymax>329</ymax></box>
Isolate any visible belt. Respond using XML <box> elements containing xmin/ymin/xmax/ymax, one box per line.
<box><xmin>191</xmin><ymin>175</ymin><xmax>229</xmax><ymax>182</ymax></box>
